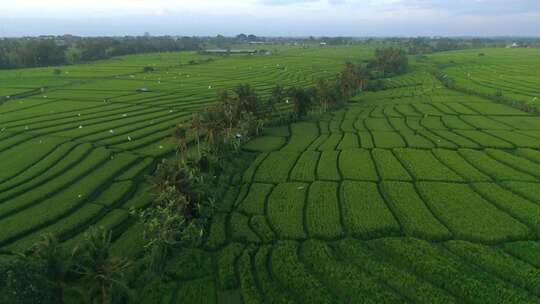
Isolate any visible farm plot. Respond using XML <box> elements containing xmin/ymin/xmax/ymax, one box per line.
<box><xmin>176</xmin><ymin>66</ymin><xmax>540</xmax><ymax>303</ymax></box>
<box><xmin>3</xmin><ymin>47</ymin><xmax>540</xmax><ymax>302</ymax></box>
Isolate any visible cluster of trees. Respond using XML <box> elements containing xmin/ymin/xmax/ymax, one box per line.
<box><xmin>0</xmin><ymin>36</ymin><xmax>204</xmax><ymax>69</ymax></box>
<box><xmin>367</xmin><ymin>47</ymin><xmax>409</xmax><ymax>78</ymax></box>
<box><xmin>1</xmin><ymin>228</ymin><xmax>133</xmax><ymax>304</ymax></box>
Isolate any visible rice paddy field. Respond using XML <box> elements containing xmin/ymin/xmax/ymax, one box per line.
<box><xmin>428</xmin><ymin>48</ymin><xmax>540</xmax><ymax>110</ymax></box>
<box><xmin>2</xmin><ymin>46</ymin><xmax>540</xmax><ymax>303</ymax></box>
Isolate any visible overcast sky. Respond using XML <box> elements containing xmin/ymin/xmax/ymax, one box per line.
<box><xmin>1</xmin><ymin>0</ymin><xmax>540</xmax><ymax>37</ymax></box>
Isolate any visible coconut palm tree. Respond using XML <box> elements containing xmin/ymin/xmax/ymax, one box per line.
<box><xmin>191</xmin><ymin>113</ymin><xmax>203</xmax><ymax>159</ymax></box>
<box><xmin>29</xmin><ymin>233</ymin><xmax>72</xmax><ymax>304</ymax></box>
<box><xmin>72</xmin><ymin>227</ymin><xmax>133</xmax><ymax>304</ymax></box>
<box><xmin>171</xmin><ymin>124</ymin><xmax>188</xmax><ymax>163</ymax></box>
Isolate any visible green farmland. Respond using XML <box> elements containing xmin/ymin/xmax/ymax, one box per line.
<box><xmin>2</xmin><ymin>46</ymin><xmax>540</xmax><ymax>303</ymax></box>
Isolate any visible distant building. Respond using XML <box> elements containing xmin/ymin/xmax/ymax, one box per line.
<box><xmin>507</xmin><ymin>42</ymin><xmax>520</xmax><ymax>48</ymax></box>
<box><xmin>202</xmin><ymin>49</ymin><xmax>258</xmax><ymax>54</ymax></box>
<box><xmin>320</xmin><ymin>42</ymin><xmax>327</xmax><ymax>46</ymax></box>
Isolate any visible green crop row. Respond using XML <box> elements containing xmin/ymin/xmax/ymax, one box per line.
<box><xmin>417</xmin><ymin>182</ymin><xmax>530</xmax><ymax>243</ymax></box>
<box><xmin>254</xmin><ymin>152</ymin><xmax>299</xmax><ymax>183</ymax></box>
<box><xmin>306</xmin><ymin>182</ymin><xmax>342</xmax><ymax>239</ymax></box>
<box><xmin>266</xmin><ymin>183</ymin><xmax>307</xmax><ymax>239</ymax></box>
<box><xmin>340</xmin><ymin>181</ymin><xmax>400</xmax><ymax>238</ymax></box>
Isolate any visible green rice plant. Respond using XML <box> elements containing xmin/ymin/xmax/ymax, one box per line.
<box><xmin>0</xmin><ymin>152</ymin><xmax>137</xmax><ymax>246</ymax></box>
<box><xmin>243</xmin><ymin>136</ymin><xmax>286</xmax><ymax>152</ymax></box>
<box><xmin>340</xmin><ymin>119</ymin><xmax>356</xmax><ymax>133</ymax></box>
<box><xmin>115</xmin><ymin>157</ymin><xmax>153</xmax><ymax>181</ymax></box>
<box><xmin>454</xmin><ymin>130</ymin><xmax>514</xmax><ymax>148</ymax></box>
<box><xmin>306</xmin><ymin>182</ymin><xmax>342</xmax><ymax>239</ymax></box>
<box><xmin>120</xmin><ymin>183</ymin><xmax>153</xmax><ymax>210</ymax></box>
<box><xmin>290</xmin><ymin>151</ymin><xmax>319</xmax><ymax>182</ymax></box>
<box><xmin>433</xmin><ymin>149</ymin><xmax>491</xmax><ymax>182</ymax></box>
<box><xmin>93</xmin><ymin>181</ymin><xmax>134</xmax><ymax>207</ymax></box>
<box><xmin>217</xmin><ymin>243</ymin><xmax>244</xmax><ymax>290</ymax></box>
<box><xmin>358</xmin><ymin>131</ymin><xmax>374</xmax><ymax>148</ymax></box>
<box><xmin>254</xmin><ymin>151</ymin><xmax>299</xmax><ymax>183</ymax></box>
<box><xmin>243</xmin><ymin>152</ymin><xmax>269</xmax><ymax>183</ymax></box>
<box><xmin>64</xmin><ymin>208</ymin><xmax>130</xmax><ymax>248</ymax></box>
<box><xmin>472</xmin><ymin>183</ymin><xmax>540</xmax><ymax>236</ymax></box>
<box><xmin>395</xmin><ymin>104</ymin><xmax>420</xmax><ymax>116</ymax></box>
<box><xmin>306</xmin><ymin>134</ymin><xmax>327</xmax><ymax>150</ymax></box>
<box><xmin>460</xmin><ymin>116</ymin><xmax>513</xmax><ymax>130</ymax></box>
<box><xmin>0</xmin><ymin>146</ymin><xmax>110</xmax><ymax>214</ymax></box>
<box><xmin>238</xmin><ymin>250</ymin><xmax>264</xmax><ymax>304</ymax></box>
<box><xmin>165</xmin><ymin>248</ymin><xmax>213</xmax><ymax>281</ymax></box>
<box><xmin>414</xmin><ymin>103</ymin><xmax>445</xmax><ymax>116</ymax></box>
<box><xmin>249</xmin><ymin>216</ymin><xmax>275</xmax><ymax>243</ymax></box>
<box><xmin>501</xmin><ymin>181</ymin><xmax>540</xmax><ymax>204</ymax></box>
<box><xmin>204</xmin><ymin>213</ymin><xmax>227</xmax><ymax>250</ymax></box>
<box><xmin>399</xmin><ymin>130</ymin><xmax>435</xmax><ymax>148</ymax></box>
<box><xmin>176</xmin><ymin>276</ymin><xmax>217</xmax><ymax>304</ymax></box>
<box><xmin>430</xmin><ymin>130</ymin><xmax>480</xmax><ymax>148</ymax></box>
<box><xmin>372</xmin><ymin>131</ymin><xmax>406</xmax><ymax>148</ymax></box>
<box><xmin>316</xmin><ymin>151</ymin><xmax>340</xmax><ymax>181</ymax></box>
<box><xmin>459</xmin><ymin>149</ymin><xmax>536</xmax><ymax>181</ymax></box>
<box><xmin>4</xmin><ymin>203</ymin><xmax>104</xmax><ymax>253</ymax></box>
<box><xmin>417</xmin><ymin>130</ymin><xmax>458</xmax><ymax>149</ymax></box>
<box><xmin>501</xmin><ymin>241</ymin><xmax>540</xmax><ymax>268</ymax></box>
<box><xmin>421</xmin><ymin>116</ymin><xmax>447</xmax><ymax>130</ymax></box>
<box><xmin>230</xmin><ymin>212</ymin><xmax>260</xmax><ymax>243</ymax></box>
<box><xmin>445</xmin><ymin>240</ymin><xmax>540</xmax><ymax>296</ymax></box>
<box><xmin>394</xmin><ymin>149</ymin><xmax>463</xmax><ymax>181</ymax></box>
<box><xmin>515</xmin><ymin>148</ymin><xmax>540</xmax><ymax>163</ymax></box>
<box><xmin>485</xmin><ymin>148</ymin><xmax>540</xmax><ymax>178</ymax></box>
<box><xmin>336</xmin><ymin>133</ymin><xmax>359</xmax><ymax>150</ymax></box>
<box><xmin>340</xmin><ymin>181</ymin><xmax>399</xmax><ymax>238</ymax></box>
<box><xmin>336</xmin><ymin>238</ymin><xmax>458</xmax><ymax>304</ymax></box>
<box><xmin>380</xmin><ymin>181</ymin><xmax>451</xmax><ymax>240</ymax></box>
<box><xmin>300</xmin><ymin>240</ymin><xmax>404</xmax><ymax>303</ymax></box>
<box><xmin>0</xmin><ymin>141</ymin><xmax>77</xmax><ymax>192</ymax></box>
<box><xmin>237</xmin><ymin>183</ymin><xmax>274</xmax><ymax>214</ymax></box>
<box><xmin>110</xmin><ymin>223</ymin><xmax>146</xmax><ymax>259</ymax></box>
<box><xmin>338</xmin><ymin>149</ymin><xmax>378</xmax><ymax>181</ymax></box>
<box><xmin>215</xmin><ymin>186</ymin><xmax>240</xmax><ymax>212</ymax></box>
<box><xmin>491</xmin><ymin>116</ymin><xmax>540</xmax><ymax>130</ymax></box>
<box><xmin>441</xmin><ymin>116</ymin><xmax>475</xmax><ymax>130</ymax></box>
<box><xmin>387</xmin><ymin>117</ymin><xmax>408</xmax><ymax>130</ymax></box>
<box><xmin>465</xmin><ymin>102</ymin><xmax>529</xmax><ymax>115</ymax></box>
<box><xmin>372</xmin><ymin>149</ymin><xmax>411</xmax><ymax>180</ymax></box>
<box><xmin>281</xmin><ymin>122</ymin><xmax>318</xmax><ymax>152</ymax></box>
<box><xmin>365</xmin><ymin>118</ymin><xmax>394</xmax><ymax>131</ymax></box>
<box><xmin>254</xmin><ymin>245</ymin><xmax>297</xmax><ymax>304</ymax></box>
<box><xmin>444</xmin><ymin>102</ymin><xmax>479</xmax><ymax>115</ymax></box>
<box><xmin>266</xmin><ymin>183</ymin><xmax>307</xmax><ymax>239</ymax></box>
<box><xmin>0</xmin><ymin>136</ymin><xmax>66</xmax><ymax>183</ymax></box>
<box><xmin>367</xmin><ymin>237</ymin><xmax>539</xmax><ymax>304</ymax></box>
<box><xmin>485</xmin><ymin>131</ymin><xmax>540</xmax><ymax>148</ymax></box>
<box><xmin>417</xmin><ymin>182</ymin><xmax>531</xmax><ymax>243</ymax></box>
<box><xmin>317</xmin><ymin>134</ymin><xmax>342</xmax><ymax>151</ymax></box>
<box><xmin>270</xmin><ymin>241</ymin><xmax>336</xmax><ymax>303</ymax></box>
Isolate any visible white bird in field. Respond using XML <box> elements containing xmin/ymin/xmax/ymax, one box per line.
<box><xmin>127</xmin><ymin>136</ymin><xmax>132</xmax><ymax>141</ymax></box>
<box><xmin>109</xmin><ymin>129</ymin><xmax>114</xmax><ymax>134</ymax></box>
<box><xmin>78</xmin><ymin>125</ymin><xmax>83</xmax><ymax>129</ymax></box>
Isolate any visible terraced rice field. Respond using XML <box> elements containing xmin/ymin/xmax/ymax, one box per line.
<box><xmin>429</xmin><ymin>48</ymin><xmax>540</xmax><ymax>110</ymax></box>
<box><xmin>157</xmin><ymin>70</ymin><xmax>540</xmax><ymax>303</ymax></box>
<box><xmin>0</xmin><ymin>47</ymin><xmax>371</xmax><ymax>253</ymax></box>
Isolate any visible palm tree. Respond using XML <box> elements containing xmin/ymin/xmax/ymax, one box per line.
<box><xmin>191</xmin><ymin>113</ymin><xmax>203</xmax><ymax>159</ymax></box>
<box><xmin>268</xmin><ymin>85</ymin><xmax>285</xmax><ymax>121</ymax></box>
<box><xmin>171</xmin><ymin>124</ymin><xmax>188</xmax><ymax>163</ymax></box>
<box><xmin>29</xmin><ymin>233</ymin><xmax>72</xmax><ymax>304</ymax></box>
<box><xmin>72</xmin><ymin>227</ymin><xmax>133</xmax><ymax>304</ymax></box>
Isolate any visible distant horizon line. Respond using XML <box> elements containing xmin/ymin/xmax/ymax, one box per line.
<box><xmin>2</xmin><ymin>35</ymin><xmax>540</xmax><ymax>39</ymax></box>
